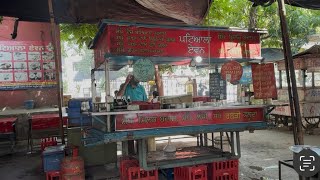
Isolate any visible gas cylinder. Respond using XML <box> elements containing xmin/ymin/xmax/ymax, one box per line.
<box><xmin>60</xmin><ymin>156</ymin><xmax>85</xmax><ymax>180</ymax></box>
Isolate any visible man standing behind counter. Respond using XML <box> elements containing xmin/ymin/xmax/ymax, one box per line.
<box><xmin>117</xmin><ymin>74</ymin><xmax>148</xmax><ymax>102</ymax></box>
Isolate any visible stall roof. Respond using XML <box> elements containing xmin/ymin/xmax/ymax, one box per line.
<box><xmin>275</xmin><ymin>45</ymin><xmax>320</xmax><ymax>62</ymax></box>
<box><xmin>293</xmin><ymin>45</ymin><xmax>320</xmax><ymax>58</ymax></box>
<box><xmin>90</xmin><ymin>20</ymin><xmax>267</xmax><ymax>71</ymax></box>
<box><xmin>0</xmin><ymin>0</ymin><xmax>211</xmax><ymax>25</ymax></box>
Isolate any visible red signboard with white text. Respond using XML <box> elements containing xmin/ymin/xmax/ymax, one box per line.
<box><xmin>115</xmin><ymin>107</ymin><xmax>264</xmax><ymax>131</ymax></box>
<box><xmin>101</xmin><ymin>23</ymin><xmax>261</xmax><ymax>61</ymax></box>
<box><xmin>252</xmin><ymin>63</ymin><xmax>277</xmax><ymax>99</ymax></box>
<box><xmin>221</xmin><ymin>60</ymin><xmax>243</xmax><ymax>84</ymax></box>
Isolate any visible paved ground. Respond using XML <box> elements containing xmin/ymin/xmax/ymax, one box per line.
<box><xmin>0</xmin><ymin>129</ymin><xmax>319</xmax><ymax>180</ymax></box>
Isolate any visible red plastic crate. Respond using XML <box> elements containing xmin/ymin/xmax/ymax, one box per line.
<box><xmin>119</xmin><ymin>158</ymin><xmax>158</xmax><ymax>180</ymax></box>
<box><xmin>208</xmin><ymin>159</ymin><xmax>239</xmax><ymax>180</ymax></box>
<box><xmin>120</xmin><ymin>158</ymin><xmax>139</xmax><ymax>180</ymax></box>
<box><xmin>127</xmin><ymin>166</ymin><xmax>158</xmax><ymax>180</ymax></box>
<box><xmin>174</xmin><ymin>165</ymin><xmax>207</xmax><ymax>180</ymax></box>
<box><xmin>0</xmin><ymin>117</ymin><xmax>16</xmax><ymax>133</ymax></box>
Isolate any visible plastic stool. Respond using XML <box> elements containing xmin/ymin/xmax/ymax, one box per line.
<box><xmin>46</xmin><ymin>171</ymin><xmax>60</xmax><ymax>180</ymax></box>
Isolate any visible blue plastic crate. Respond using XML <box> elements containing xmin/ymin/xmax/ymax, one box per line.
<box><xmin>42</xmin><ymin>145</ymin><xmax>65</xmax><ymax>172</ymax></box>
<box><xmin>68</xmin><ymin>116</ymin><xmax>92</xmax><ymax>127</ymax></box>
<box><xmin>68</xmin><ymin>98</ymin><xmax>92</xmax><ymax>110</ymax></box>
<box><xmin>67</xmin><ymin>108</ymin><xmax>81</xmax><ymax>118</ymax></box>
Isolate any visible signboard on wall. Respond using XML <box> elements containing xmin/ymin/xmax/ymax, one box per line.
<box><xmin>251</xmin><ymin>63</ymin><xmax>277</xmax><ymax>99</ymax></box>
<box><xmin>220</xmin><ymin>60</ymin><xmax>243</xmax><ymax>84</ymax></box>
<box><xmin>0</xmin><ymin>41</ymin><xmax>57</xmax><ymax>90</ymax></box>
<box><xmin>209</xmin><ymin>73</ymin><xmax>227</xmax><ymax>100</ymax></box>
<box><xmin>104</xmin><ymin>23</ymin><xmax>261</xmax><ymax>59</ymax></box>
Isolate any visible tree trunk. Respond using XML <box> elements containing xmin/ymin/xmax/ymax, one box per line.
<box><xmin>249</xmin><ymin>6</ymin><xmax>257</xmax><ymax>29</ymax></box>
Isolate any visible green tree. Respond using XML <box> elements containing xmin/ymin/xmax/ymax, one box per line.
<box><xmin>60</xmin><ymin>24</ymin><xmax>98</xmax><ymax>49</ymax></box>
<box><xmin>205</xmin><ymin>1</ymin><xmax>320</xmax><ymax>54</ymax></box>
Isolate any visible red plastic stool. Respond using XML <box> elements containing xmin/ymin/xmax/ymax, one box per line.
<box><xmin>46</xmin><ymin>171</ymin><xmax>60</xmax><ymax>180</ymax></box>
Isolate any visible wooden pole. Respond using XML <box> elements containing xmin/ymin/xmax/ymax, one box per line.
<box><xmin>277</xmin><ymin>0</ymin><xmax>304</xmax><ymax>145</ymax></box>
<box><xmin>48</xmin><ymin>0</ymin><xmax>65</xmax><ymax>144</ymax></box>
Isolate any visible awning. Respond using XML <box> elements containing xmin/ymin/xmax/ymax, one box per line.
<box><xmin>0</xmin><ymin>0</ymin><xmax>211</xmax><ymax>25</ymax></box>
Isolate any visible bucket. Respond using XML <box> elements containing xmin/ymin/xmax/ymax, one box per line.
<box><xmin>24</xmin><ymin>100</ymin><xmax>35</xmax><ymax>109</ymax></box>
<box><xmin>214</xmin><ymin>136</ymin><xmax>230</xmax><ymax>152</ymax></box>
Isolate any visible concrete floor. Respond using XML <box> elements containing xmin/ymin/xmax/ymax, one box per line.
<box><xmin>0</xmin><ymin>129</ymin><xmax>319</xmax><ymax>180</ymax></box>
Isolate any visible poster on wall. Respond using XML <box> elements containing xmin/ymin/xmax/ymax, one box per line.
<box><xmin>0</xmin><ymin>41</ymin><xmax>57</xmax><ymax>90</ymax></box>
<box><xmin>251</xmin><ymin>63</ymin><xmax>277</xmax><ymax>99</ymax></box>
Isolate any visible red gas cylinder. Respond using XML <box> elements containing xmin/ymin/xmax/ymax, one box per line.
<box><xmin>60</xmin><ymin>156</ymin><xmax>85</xmax><ymax>180</ymax></box>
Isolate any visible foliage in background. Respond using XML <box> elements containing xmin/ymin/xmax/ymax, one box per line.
<box><xmin>73</xmin><ymin>48</ymin><xmax>94</xmax><ymax>79</ymax></box>
<box><xmin>60</xmin><ymin>24</ymin><xmax>98</xmax><ymax>50</ymax></box>
<box><xmin>204</xmin><ymin>1</ymin><xmax>320</xmax><ymax>54</ymax></box>
<box><xmin>0</xmin><ymin>16</ymin><xmax>2</xmax><ymax>23</ymax></box>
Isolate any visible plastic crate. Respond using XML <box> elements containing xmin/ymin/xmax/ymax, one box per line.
<box><xmin>174</xmin><ymin>165</ymin><xmax>207</xmax><ymax>180</ymax></box>
<box><xmin>208</xmin><ymin>159</ymin><xmax>239</xmax><ymax>180</ymax></box>
<box><xmin>68</xmin><ymin>116</ymin><xmax>92</xmax><ymax>127</ymax></box>
<box><xmin>119</xmin><ymin>157</ymin><xmax>158</xmax><ymax>180</ymax></box>
<box><xmin>42</xmin><ymin>145</ymin><xmax>65</xmax><ymax>172</ymax></box>
<box><xmin>68</xmin><ymin>112</ymin><xmax>81</xmax><ymax>119</ymax></box>
<box><xmin>120</xmin><ymin>158</ymin><xmax>139</xmax><ymax>180</ymax></box>
<box><xmin>127</xmin><ymin>166</ymin><xmax>158</xmax><ymax>180</ymax></box>
<box><xmin>68</xmin><ymin>98</ymin><xmax>92</xmax><ymax>110</ymax></box>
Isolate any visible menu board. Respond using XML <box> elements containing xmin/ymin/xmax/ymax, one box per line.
<box><xmin>0</xmin><ymin>41</ymin><xmax>57</xmax><ymax>90</ymax></box>
<box><xmin>251</xmin><ymin>63</ymin><xmax>277</xmax><ymax>99</ymax></box>
<box><xmin>209</xmin><ymin>73</ymin><xmax>227</xmax><ymax>100</ymax></box>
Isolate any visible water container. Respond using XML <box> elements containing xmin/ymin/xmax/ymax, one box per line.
<box><xmin>24</xmin><ymin>100</ymin><xmax>35</xmax><ymax>109</ymax></box>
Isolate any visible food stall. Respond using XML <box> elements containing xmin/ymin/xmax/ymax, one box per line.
<box><xmin>270</xmin><ymin>45</ymin><xmax>320</xmax><ymax>132</ymax></box>
<box><xmin>83</xmin><ymin>20</ymin><xmax>272</xmax><ymax>172</ymax></box>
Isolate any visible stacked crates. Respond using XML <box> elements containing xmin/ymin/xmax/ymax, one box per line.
<box><xmin>67</xmin><ymin>98</ymin><xmax>92</xmax><ymax>127</ymax></box>
<box><xmin>119</xmin><ymin>157</ymin><xmax>158</xmax><ymax>180</ymax></box>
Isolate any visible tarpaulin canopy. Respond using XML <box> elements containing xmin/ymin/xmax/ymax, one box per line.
<box><xmin>0</xmin><ymin>0</ymin><xmax>211</xmax><ymax>25</ymax></box>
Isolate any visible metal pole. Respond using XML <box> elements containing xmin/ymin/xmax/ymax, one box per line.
<box><xmin>277</xmin><ymin>0</ymin><xmax>304</xmax><ymax>145</ymax></box>
<box><xmin>48</xmin><ymin>0</ymin><xmax>65</xmax><ymax>144</ymax></box>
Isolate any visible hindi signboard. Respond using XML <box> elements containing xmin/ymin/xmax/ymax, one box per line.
<box><xmin>115</xmin><ymin>107</ymin><xmax>265</xmax><ymax>131</ymax></box>
<box><xmin>104</xmin><ymin>23</ymin><xmax>261</xmax><ymax>59</ymax></box>
<box><xmin>0</xmin><ymin>41</ymin><xmax>57</xmax><ymax>90</ymax></box>
<box><xmin>251</xmin><ymin>63</ymin><xmax>277</xmax><ymax>99</ymax></box>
